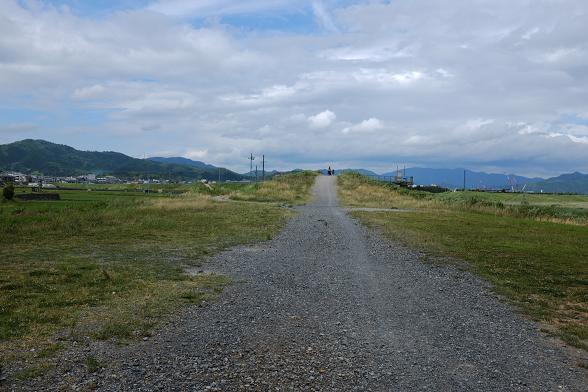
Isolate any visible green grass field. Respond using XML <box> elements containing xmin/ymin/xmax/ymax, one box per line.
<box><xmin>435</xmin><ymin>190</ymin><xmax>588</xmax><ymax>214</ymax></box>
<box><xmin>0</xmin><ymin>172</ymin><xmax>316</xmax><ymax>380</ymax></box>
<box><xmin>53</xmin><ymin>182</ymin><xmax>193</xmax><ymax>192</ymax></box>
<box><xmin>342</xmin><ymin>176</ymin><xmax>588</xmax><ymax>225</ymax></box>
<box><xmin>52</xmin><ymin>171</ymin><xmax>318</xmax><ymax>205</ymax></box>
<box><xmin>338</xmin><ymin>173</ymin><xmax>588</xmax><ymax>351</ymax></box>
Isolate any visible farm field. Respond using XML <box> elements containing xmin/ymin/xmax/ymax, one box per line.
<box><xmin>435</xmin><ymin>190</ymin><xmax>588</xmax><ymax>210</ymax></box>
<box><xmin>53</xmin><ymin>182</ymin><xmax>194</xmax><ymax>193</ymax></box>
<box><xmin>50</xmin><ymin>172</ymin><xmax>316</xmax><ymax>204</ymax></box>
<box><xmin>338</xmin><ymin>173</ymin><xmax>588</xmax><ymax>351</ymax></box>
<box><xmin>0</xmin><ymin>172</ymin><xmax>317</xmax><ymax>381</ymax></box>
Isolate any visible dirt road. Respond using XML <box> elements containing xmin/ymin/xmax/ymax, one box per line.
<box><xmin>38</xmin><ymin>176</ymin><xmax>587</xmax><ymax>391</ymax></box>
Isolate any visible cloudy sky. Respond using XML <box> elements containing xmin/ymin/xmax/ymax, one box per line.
<box><xmin>1</xmin><ymin>0</ymin><xmax>587</xmax><ymax>176</ymax></box>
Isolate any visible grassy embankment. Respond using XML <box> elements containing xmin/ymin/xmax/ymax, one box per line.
<box><xmin>54</xmin><ymin>171</ymin><xmax>318</xmax><ymax>205</ymax></box>
<box><xmin>220</xmin><ymin>171</ymin><xmax>318</xmax><ymax>204</ymax></box>
<box><xmin>338</xmin><ymin>173</ymin><xmax>588</xmax><ymax>351</ymax></box>
<box><xmin>0</xmin><ymin>171</ymin><xmax>317</xmax><ymax>380</ymax></box>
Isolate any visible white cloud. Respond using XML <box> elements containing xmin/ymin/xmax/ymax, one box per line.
<box><xmin>322</xmin><ymin>45</ymin><xmax>416</xmax><ymax>62</ymax></box>
<box><xmin>254</xmin><ymin>125</ymin><xmax>275</xmax><ymax>137</ymax></box>
<box><xmin>312</xmin><ymin>1</ymin><xmax>339</xmax><ymax>33</ymax></box>
<box><xmin>341</xmin><ymin>69</ymin><xmax>428</xmax><ymax>86</ymax></box>
<box><xmin>568</xmin><ymin>135</ymin><xmax>588</xmax><ymax>144</ymax></box>
<box><xmin>185</xmin><ymin>149</ymin><xmax>209</xmax><ymax>160</ymax></box>
<box><xmin>119</xmin><ymin>91</ymin><xmax>196</xmax><ymax>114</ymax></box>
<box><xmin>515</xmin><ymin>123</ymin><xmax>541</xmax><ymax>135</ymax></box>
<box><xmin>222</xmin><ymin>84</ymin><xmax>300</xmax><ymax>106</ymax></box>
<box><xmin>0</xmin><ymin>123</ymin><xmax>37</xmax><ymax>134</ymax></box>
<box><xmin>73</xmin><ymin>85</ymin><xmax>106</xmax><ymax>100</ymax></box>
<box><xmin>544</xmin><ymin>48</ymin><xmax>579</xmax><ymax>63</ymax></box>
<box><xmin>435</xmin><ymin>68</ymin><xmax>454</xmax><ymax>78</ymax></box>
<box><xmin>308</xmin><ymin>110</ymin><xmax>336</xmax><ymax>129</ymax></box>
<box><xmin>342</xmin><ymin>118</ymin><xmax>384</xmax><ymax>134</ymax></box>
<box><xmin>522</xmin><ymin>27</ymin><xmax>540</xmax><ymax>40</ymax></box>
<box><xmin>390</xmin><ymin>71</ymin><xmax>425</xmax><ymax>84</ymax></box>
<box><xmin>403</xmin><ymin>135</ymin><xmax>429</xmax><ymax>145</ymax></box>
<box><xmin>463</xmin><ymin>119</ymin><xmax>495</xmax><ymax>131</ymax></box>
<box><xmin>1</xmin><ymin>0</ymin><xmax>588</xmax><ymax>175</ymax></box>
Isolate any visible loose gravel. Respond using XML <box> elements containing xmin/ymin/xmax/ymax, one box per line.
<box><xmin>15</xmin><ymin>176</ymin><xmax>587</xmax><ymax>391</ymax></box>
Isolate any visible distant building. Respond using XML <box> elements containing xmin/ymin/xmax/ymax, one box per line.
<box><xmin>95</xmin><ymin>176</ymin><xmax>120</xmax><ymax>184</ymax></box>
<box><xmin>0</xmin><ymin>171</ymin><xmax>29</xmax><ymax>184</ymax></box>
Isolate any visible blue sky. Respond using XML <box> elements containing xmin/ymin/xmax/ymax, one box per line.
<box><xmin>1</xmin><ymin>0</ymin><xmax>588</xmax><ymax>176</ymax></box>
<box><xmin>36</xmin><ymin>0</ymin><xmax>351</xmax><ymax>31</ymax></box>
<box><xmin>28</xmin><ymin>0</ymin><xmax>152</xmax><ymax>15</ymax></box>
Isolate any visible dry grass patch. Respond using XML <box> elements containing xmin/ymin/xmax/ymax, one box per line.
<box><xmin>229</xmin><ymin>171</ymin><xmax>318</xmax><ymax>205</ymax></box>
<box><xmin>337</xmin><ymin>173</ymin><xmax>436</xmax><ymax>210</ymax></box>
<box><xmin>148</xmin><ymin>194</ymin><xmax>213</xmax><ymax>210</ymax></box>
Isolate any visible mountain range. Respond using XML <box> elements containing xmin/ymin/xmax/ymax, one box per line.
<box><xmin>380</xmin><ymin>167</ymin><xmax>543</xmax><ymax>190</ymax></box>
<box><xmin>370</xmin><ymin>168</ymin><xmax>588</xmax><ymax>194</ymax></box>
<box><xmin>0</xmin><ymin>139</ymin><xmax>244</xmax><ymax>181</ymax></box>
<box><xmin>526</xmin><ymin>172</ymin><xmax>588</xmax><ymax>194</ymax></box>
<box><xmin>1</xmin><ymin>139</ymin><xmax>587</xmax><ymax>193</ymax></box>
<box><xmin>147</xmin><ymin>156</ymin><xmax>217</xmax><ymax>170</ymax></box>
<box><xmin>325</xmin><ymin>168</ymin><xmax>588</xmax><ymax>193</ymax></box>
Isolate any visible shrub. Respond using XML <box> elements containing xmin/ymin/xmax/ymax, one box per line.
<box><xmin>2</xmin><ymin>182</ymin><xmax>15</xmax><ymax>200</ymax></box>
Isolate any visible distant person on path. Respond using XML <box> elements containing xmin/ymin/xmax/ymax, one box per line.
<box><xmin>332</xmin><ymin>168</ymin><xmax>335</xmax><ymax>176</ymax></box>
<box><xmin>328</xmin><ymin>166</ymin><xmax>332</xmax><ymax>176</ymax></box>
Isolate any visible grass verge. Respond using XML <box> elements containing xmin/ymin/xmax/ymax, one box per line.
<box><xmin>338</xmin><ymin>173</ymin><xmax>588</xmax><ymax>350</ymax></box>
<box><xmin>222</xmin><ymin>171</ymin><xmax>318</xmax><ymax>204</ymax></box>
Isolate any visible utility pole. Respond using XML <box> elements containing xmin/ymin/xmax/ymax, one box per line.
<box><xmin>143</xmin><ymin>152</ymin><xmax>148</xmax><ymax>194</ymax></box>
<box><xmin>262</xmin><ymin>155</ymin><xmax>265</xmax><ymax>182</ymax></box>
<box><xmin>463</xmin><ymin>169</ymin><xmax>467</xmax><ymax>191</ymax></box>
<box><xmin>255</xmin><ymin>165</ymin><xmax>258</xmax><ymax>183</ymax></box>
<box><xmin>249</xmin><ymin>153</ymin><xmax>255</xmax><ymax>181</ymax></box>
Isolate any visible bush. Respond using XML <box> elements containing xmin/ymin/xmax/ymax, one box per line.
<box><xmin>2</xmin><ymin>182</ymin><xmax>15</xmax><ymax>200</ymax></box>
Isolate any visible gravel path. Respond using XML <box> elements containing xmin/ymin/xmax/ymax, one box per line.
<box><xmin>29</xmin><ymin>176</ymin><xmax>587</xmax><ymax>391</ymax></box>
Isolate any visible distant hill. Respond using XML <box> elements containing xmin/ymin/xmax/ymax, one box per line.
<box><xmin>243</xmin><ymin>169</ymin><xmax>279</xmax><ymax>178</ymax></box>
<box><xmin>526</xmin><ymin>172</ymin><xmax>588</xmax><ymax>194</ymax></box>
<box><xmin>148</xmin><ymin>156</ymin><xmax>217</xmax><ymax>170</ymax></box>
<box><xmin>382</xmin><ymin>167</ymin><xmax>543</xmax><ymax>190</ymax></box>
<box><xmin>0</xmin><ymin>139</ymin><xmax>244</xmax><ymax>180</ymax></box>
